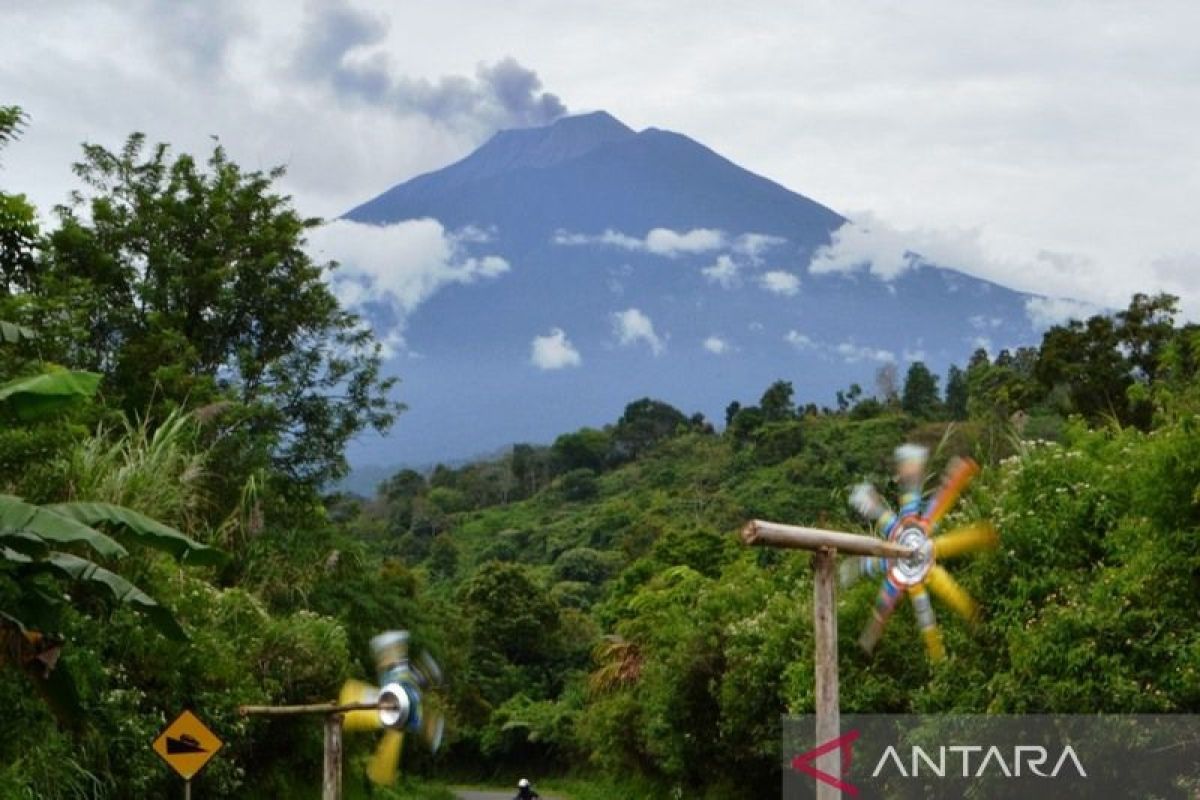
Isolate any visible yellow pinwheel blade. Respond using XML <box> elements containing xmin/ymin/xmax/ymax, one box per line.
<box><xmin>340</xmin><ymin>679</ymin><xmax>383</xmax><ymax>732</ymax></box>
<box><xmin>367</xmin><ymin>729</ymin><xmax>404</xmax><ymax>785</ymax></box>
<box><xmin>926</xmin><ymin>564</ymin><xmax>979</xmax><ymax>622</ymax></box>
<box><xmin>908</xmin><ymin>585</ymin><xmax>945</xmax><ymax>663</ymax></box>
<box><xmin>933</xmin><ymin>521</ymin><xmax>998</xmax><ymax>560</ymax></box>
<box><xmin>924</xmin><ymin>457</ymin><xmax>979</xmax><ymax>527</ymax></box>
<box><xmin>921</xmin><ymin>625</ymin><xmax>946</xmax><ymax>662</ymax></box>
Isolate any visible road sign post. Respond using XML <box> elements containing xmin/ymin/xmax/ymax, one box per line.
<box><xmin>152</xmin><ymin>709</ymin><xmax>224</xmax><ymax>796</ymax></box>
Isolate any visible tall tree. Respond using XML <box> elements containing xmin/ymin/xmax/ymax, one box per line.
<box><xmin>901</xmin><ymin>361</ymin><xmax>941</xmax><ymax>419</ymax></box>
<box><xmin>0</xmin><ymin>106</ymin><xmax>39</xmax><ymax>297</ymax></box>
<box><xmin>23</xmin><ymin>135</ymin><xmax>399</xmax><ymax>488</ymax></box>
<box><xmin>759</xmin><ymin>380</ymin><xmax>796</xmax><ymax>421</ymax></box>
<box><xmin>944</xmin><ymin>364</ymin><xmax>968</xmax><ymax>420</ymax></box>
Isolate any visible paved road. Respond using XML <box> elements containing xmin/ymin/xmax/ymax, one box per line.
<box><xmin>453</xmin><ymin>790</ymin><xmax>562</xmax><ymax>800</ymax></box>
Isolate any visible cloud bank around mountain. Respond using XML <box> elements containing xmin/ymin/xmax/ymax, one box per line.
<box><xmin>307</xmin><ymin>218</ymin><xmax>509</xmax><ymax>351</ymax></box>
<box><xmin>554</xmin><ymin>227</ymin><xmax>725</xmax><ymax>257</ymax></box>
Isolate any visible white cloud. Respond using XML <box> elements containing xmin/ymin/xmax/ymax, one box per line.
<box><xmin>553</xmin><ymin>229</ymin><xmax>643</xmax><ymax>250</ymax></box>
<box><xmin>308</xmin><ymin>219</ymin><xmax>510</xmax><ymax>345</ymax></box>
<box><xmin>835</xmin><ymin>341</ymin><xmax>896</xmax><ymax>364</ymax></box>
<box><xmin>644</xmin><ymin>227</ymin><xmax>725</xmax><ymax>256</ymax></box>
<box><xmin>611</xmin><ymin>308</ymin><xmax>664</xmax><ymax>355</ymax></box>
<box><xmin>554</xmin><ymin>227</ymin><xmax>725</xmax><ymax>257</ymax></box>
<box><xmin>701</xmin><ymin>254</ymin><xmax>739</xmax><ymax>287</ymax></box>
<box><xmin>759</xmin><ymin>270</ymin><xmax>801</xmax><ymax>296</ymax></box>
<box><xmin>530</xmin><ymin>327</ymin><xmax>582</xmax><ymax>369</ymax></box>
<box><xmin>902</xmin><ymin>348</ymin><xmax>927</xmax><ymax>362</ymax></box>
<box><xmin>733</xmin><ymin>233</ymin><xmax>787</xmax><ymax>263</ymax></box>
<box><xmin>784</xmin><ymin>330</ymin><xmax>816</xmax><ymax>350</ymax></box>
<box><xmin>703</xmin><ymin>335</ymin><xmax>730</xmax><ymax>355</ymax></box>
<box><xmin>1024</xmin><ymin>296</ymin><xmax>1100</xmax><ymax>329</ymax></box>
<box><xmin>809</xmin><ymin>212</ymin><xmax>991</xmax><ymax>280</ymax></box>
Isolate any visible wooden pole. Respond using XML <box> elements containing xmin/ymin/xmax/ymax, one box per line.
<box><xmin>740</xmin><ymin>521</ymin><xmax>895</xmax><ymax>798</ymax></box>
<box><xmin>741</xmin><ymin>520</ymin><xmax>914</xmax><ymax>559</ymax></box>
<box><xmin>238</xmin><ymin>701</ymin><xmax>379</xmax><ymax>717</ymax></box>
<box><xmin>239</xmin><ymin>701</ymin><xmax>377</xmax><ymax>800</ymax></box>
<box><xmin>323</xmin><ymin>714</ymin><xmax>343</xmax><ymax>800</ymax></box>
<box><xmin>812</xmin><ymin>548</ymin><xmax>839</xmax><ymax>800</ymax></box>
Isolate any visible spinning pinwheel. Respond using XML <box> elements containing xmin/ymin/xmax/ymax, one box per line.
<box><xmin>840</xmin><ymin>445</ymin><xmax>998</xmax><ymax>662</ymax></box>
<box><xmin>339</xmin><ymin>630</ymin><xmax>446</xmax><ymax>785</ymax></box>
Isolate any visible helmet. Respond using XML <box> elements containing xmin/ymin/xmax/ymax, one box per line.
<box><xmin>518</xmin><ymin>778</ymin><xmax>530</xmax><ymax>788</ymax></box>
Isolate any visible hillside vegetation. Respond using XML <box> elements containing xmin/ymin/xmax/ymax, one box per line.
<box><xmin>2</xmin><ymin>105</ymin><xmax>1199</xmax><ymax>798</ymax></box>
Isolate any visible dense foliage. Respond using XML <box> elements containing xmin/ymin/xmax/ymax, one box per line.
<box><xmin>3</xmin><ymin>103</ymin><xmax>1199</xmax><ymax>799</ymax></box>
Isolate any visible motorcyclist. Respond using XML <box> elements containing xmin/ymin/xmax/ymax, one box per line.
<box><xmin>515</xmin><ymin>777</ymin><xmax>540</xmax><ymax>799</ymax></box>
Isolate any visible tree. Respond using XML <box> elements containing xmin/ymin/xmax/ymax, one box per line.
<box><xmin>0</xmin><ymin>105</ymin><xmax>39</xmax><ymax>297</ymax></box>
<box><xmin>724</xmin><ymin>401</ymin><xmax>741</xmax><ymax>428</ymax></box>
<box><xmin>836</xmin><ymin>383</ymin><xmax>863</xmax><ymax>413</ymax></box>
<box><xmin>460</xmin><ymin>561</ymin><xmax>562</xmax><ymax>693</ymax></box>
<box><xmin>24</xmin><ymin>135</ymin><xmax>398</xmax><ymax>488</ymax></box>
<box><xmin>901</xmin><ymin>361</ymin><xmax>941</xmax><ymax>419</ymax></box>
<box><xmin>611</xmin><ymin>398</ymin><xmax>687</xmax><ymax>460</ymax></box>
<box><xmin>945</xmin><ymin>365</ymin><xmax>968</xmax><ymax>420</ymax></box>
<box><xmin>759</xmin><ymin>380</ymin><xmax>796</xmax><ymax>422</ymax></box>
<box><xmin>552</xmin><ymin>428</ymin><xmax>610</xmax><ymax>473</ymax></box>
<box><xmin>1035</xmin><ymin>314</ymin><xmax>1129</xmax><ymax>422</ymax></box>
<box><xmin>1116</xmin><ymin>292</ymin><xmax>1178</xmax><ymax>383</ymax></box>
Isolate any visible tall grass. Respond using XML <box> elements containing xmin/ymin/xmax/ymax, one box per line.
<box><xmin>59</xmin><ymin>408</ymin><xmax>208</xmax><ymax>532</ymax></box>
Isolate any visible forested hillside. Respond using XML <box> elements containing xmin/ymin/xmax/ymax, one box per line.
<box><xmin>3</xmin><ymin>104</ymin><xmax>1199</xmax><ymax>799</ymax></box>
<box><xmin>346</xmin><ymin>287</ymin><xmax>1200</xmax><ymax>798</ymax></box>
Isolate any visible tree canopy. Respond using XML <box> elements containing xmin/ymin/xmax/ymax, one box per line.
<box><xmin>12</xmin><ymin>135</ymin><xmax>399</xmax><ymax>488</ymax></box>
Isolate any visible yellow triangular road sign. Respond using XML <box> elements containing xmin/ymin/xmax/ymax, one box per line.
<box><xmin>152</xmin><ymin>710</ymin><xmax>223</xmax><ymax>780</ymax></box>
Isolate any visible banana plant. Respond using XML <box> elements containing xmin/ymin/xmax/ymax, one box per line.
<box><xmin>0</xmin><ymin>324</ymin><xmax>225</xmax><ymax>723</ymax></box>
<box><xmin>0</xmin><ymin>321</ymin><xmax>35</xmax><ymax>344</ymax></box>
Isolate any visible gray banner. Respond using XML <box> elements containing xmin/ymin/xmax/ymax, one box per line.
<box><xmin>782</xmin><ymin>715</ymin><xmax>1200</xmax><ymax>799</ymax></box>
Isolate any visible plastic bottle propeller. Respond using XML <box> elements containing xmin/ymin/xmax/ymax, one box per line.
<box><xmin>841</xmin><ymin>445</ymin><xmax>998</xmax><ymax>662</ymax></box>
<box><xmin>339</xmin><ymin>631</ymin><xmax>445</xmax><ymax>785</ymax></box>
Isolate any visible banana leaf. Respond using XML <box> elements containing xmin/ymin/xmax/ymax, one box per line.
<box><xmin>0</xmin><ymin>371</ymin><xmax>101</xmax><ymax>420</ymax></box>
<box><xmin>0</xmin><ymin>495</ymin><xmax>126</xmax><ymax>559</ymax></box>
<box><xmin>37</xmin><ymin>552</ymin><xmax>186</xmax><ymax>641</ymax></box>
<box><xmin>46</xmin><ymin>502</ymin><xmax>226</xmax><ymax>567</ymax></box>
<box><xmin>0</xmin><ymin>321</ymin><xmax>35</xmax><ymax>343</ymax></box>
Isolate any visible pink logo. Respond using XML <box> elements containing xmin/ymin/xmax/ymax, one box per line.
<box><xmin>791</xmin><ymin>729</ymin><xmax>861</xmax><ymax>796</ymax></box>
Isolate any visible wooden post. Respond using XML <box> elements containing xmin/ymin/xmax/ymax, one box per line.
<box><xmin>812</xmin><ymin>548</ymin><xmax>839</xmax><ymax>800</ymax></box>
<box><xmin>239</xmin><ymin>701</ymin><xmax>379</xmax><ymax>800</ymax></box>
<box><xmin>740</xmin><ymin>519</ymin><xmax>904</xmax><ymax>798</ymax></box>
<box><xmin>323</xmin><ymin>714</ymin><xmax>343</xmax><ymax>800</ymax></box>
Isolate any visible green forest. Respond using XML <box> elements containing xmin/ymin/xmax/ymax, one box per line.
<box><xmin>2</xmin><ymin>106</ymin><xmax>1199</xmax><ymax>799</ymax></box>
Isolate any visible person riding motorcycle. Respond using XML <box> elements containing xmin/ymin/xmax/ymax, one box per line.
<box><xmin>514</xmin><ymin>777</ymin><xmax>539</xmax><ymax>799</ymax></box>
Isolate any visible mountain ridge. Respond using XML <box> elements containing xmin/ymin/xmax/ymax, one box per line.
<box><xmin>336</xmin><ymin>110</ymin><xmax>1040</xmax><ymax>466</ymax></box>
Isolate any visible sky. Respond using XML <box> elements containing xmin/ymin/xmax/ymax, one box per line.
<box><xmin>2</xmin><ymin>0</ymin><xmax>1199</xmax><ymax>317</ymax></box>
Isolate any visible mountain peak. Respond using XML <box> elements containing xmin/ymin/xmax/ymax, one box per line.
<box><xmin>427</xmin><ymin>111</ymin><xmax>635</xmax><ymax>187</ymax></box>
<box><xmin>538</xmin><ymin>110</ymin><xmax>635</xmax><ymax>140</ymax></box>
